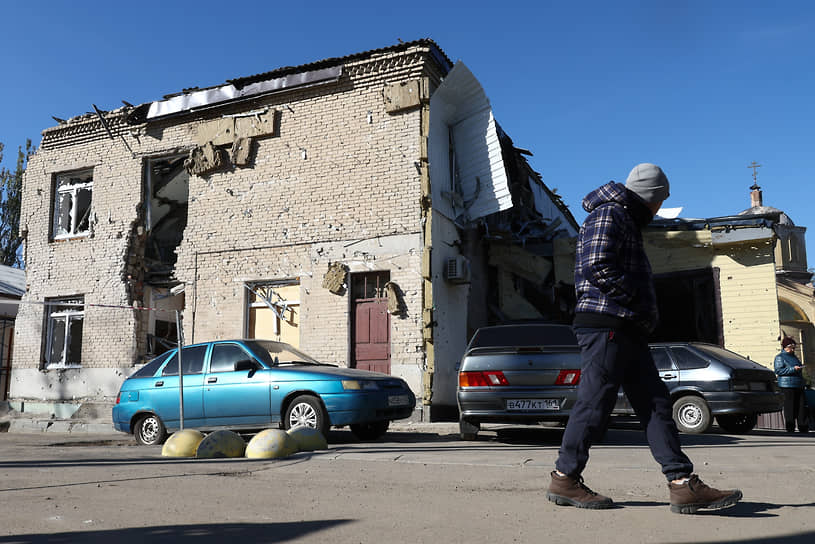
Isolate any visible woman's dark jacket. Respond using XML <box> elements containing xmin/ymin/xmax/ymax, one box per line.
<box><xmin>774</xmin><ymin>350</ymin><xmax>804</xmax><ymax>389</ymax></box>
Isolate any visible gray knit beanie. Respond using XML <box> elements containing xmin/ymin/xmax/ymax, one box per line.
<box><xmin>625</xmin><ymin>163</ymin><xmax>670</xmax><ymax>204</ymax></box>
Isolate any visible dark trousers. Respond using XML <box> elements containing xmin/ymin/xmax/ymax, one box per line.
<box><xmin>555</xmin><ymin>327</ymin><xmax>693</xmax><ymax>482</ymax></box>
<box><xmin>781</xmin><ymin>388</ymin><xmax>808</xmax><ymax>432</ymax></box>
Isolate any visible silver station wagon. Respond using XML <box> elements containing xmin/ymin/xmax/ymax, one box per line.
<box><xmin>457</xmin><ymin>324</ymin><xmax>582</xmax><ymax>440</ymax></box>
<box><xmin>456</xmin><ymin>324</ymin><xmax>783</xmax><ymax>439</ymax></box>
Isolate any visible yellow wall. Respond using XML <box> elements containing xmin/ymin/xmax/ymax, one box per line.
<box><xmin>555</xmin><ymin>229</ymin><xmax>780</xmax><ymax>369</ymax></box>
<box><xmin>646</xmin><ymin>230</ymin><xmax>779</xmax><ymax>368</ymax></box>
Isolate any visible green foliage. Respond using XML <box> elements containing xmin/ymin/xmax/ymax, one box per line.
<box><xmin>0</xmin><ymin>139</ymin><xmax>33</xmax><ymax>267</ymax></box>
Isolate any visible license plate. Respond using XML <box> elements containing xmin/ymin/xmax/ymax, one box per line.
<box><xmin>388</xmin><ymin>394</ymin><xmax>410</xmax><ymax>407</ymax></box>
<box><xmin>506</xmin><ymin>399</ymin><xmax>560</xmax><ymax>411</ymax></box>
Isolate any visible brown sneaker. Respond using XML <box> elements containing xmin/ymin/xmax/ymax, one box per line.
<box><xmin>668</xmin><ymin>474</ymin><xmax>742</xmax><ymax>514</ymax></box>
<box><xmin>547</xmin><ymin>471</ymin><xmax>614</xmax><ymax>509</ymax></box>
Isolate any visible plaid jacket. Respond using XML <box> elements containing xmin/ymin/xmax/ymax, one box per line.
<box><xmin>574</xmin><ymin>182</ymin><xmax>659</xmax><ymax>333</ymax></box>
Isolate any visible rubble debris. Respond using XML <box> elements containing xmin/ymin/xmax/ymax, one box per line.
<box><xmin>384</xmin><ymin>80</ymin><xmax>426</xmax><ymax>113</ymax></box>
<box><xmin>184</xmin><ymin>142</ymin><xmax>223</xmax><ymax>175</ymax></box>
<box><xmin>322</xmin><ymin>262</ymin><xmax>349</xmax><ymax>295</ymax></box>
<box><xmin>230</xmin><ymin>137</ymin><xmax>252</xmax><ymax>166</ymax></box>
<box><xmin>384</xmin><ymin>281</ymin><xmax>407</xmax><ymax>316</ymax></box>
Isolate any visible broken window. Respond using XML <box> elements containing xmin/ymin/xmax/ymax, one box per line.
<box><xmin>144</xmin><ymin>156</ymin><xmax>189</xmax><ymax>285</ymax></box>
<box><xmin>148</xmin><ymin>319</ymin><xmax>178</xmax><ymax>357</ymax></box>
<box><xmin>52</xmin><ymin>170</ymin><xmax>93</xmax><ymax>239</ymax></box>
<box><xmin>45</xmin><ymin>297</ymin><xmax>84</xmax><ymax>368</ymax></box>
<box><xmin>246</xmin><ymin>281</ymin><xmax>300</xmax><ymax>347</ymax></box>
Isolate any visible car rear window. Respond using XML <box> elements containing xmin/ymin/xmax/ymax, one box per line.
<box><xmin>692</xmin><ymin>344</ymin><xmax>766</xmax><ymax>370</ymax></box>
<box><xmin>468</xmin><ymin>325</ymin><xmax>577</xmax><ymax>349</ymax></box>
<box><xmin>161</xmin><ymin>345</ymin><xmax>208</xmax><ymax>376</ymax></box>
<box><xmin>129</xmin><ymin>352</ymin><xmax>172</xmax><ymax>378</ymax></box>
<box><xmin>650</xmin><ymin>347</ymin><xmax>675</xmax><ymax>371</ymax></box>
<box><xmin>668</xmin><ymin>347</ymin><xmax>710</xmax><ymax>370</ymax></box>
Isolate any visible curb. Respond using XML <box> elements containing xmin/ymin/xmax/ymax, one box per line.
<box><xmin>1</xmin><ymin>418</ymin><xmax>116</xmax><ymax>434</ymax></box>
<box><xmin>0</xmin><ymin>417</ymin><xmax>455</xmax><ymax>435</ymax></box>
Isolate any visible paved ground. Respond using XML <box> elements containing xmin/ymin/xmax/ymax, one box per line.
<box><xmin>1</xmin><ymin>423</ymin><xmax>814</xmax><ymax>543</ymax></box>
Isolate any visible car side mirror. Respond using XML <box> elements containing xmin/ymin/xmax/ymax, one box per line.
<box><xmin>234</xmin><ymin>359</ymin><xmax>257</xmax><ymax>372</ymax></box>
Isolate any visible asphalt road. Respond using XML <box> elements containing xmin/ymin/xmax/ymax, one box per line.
<box><xmin>1</xmin><ymin>423</ymin><xmax>814</xmax><ymax>544</ymax></box>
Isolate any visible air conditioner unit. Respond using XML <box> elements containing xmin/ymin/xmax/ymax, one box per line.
<box><xmin>444</xmin><ymin>256</ymin><xmax>471</xmax><ymax>284</ymax></box>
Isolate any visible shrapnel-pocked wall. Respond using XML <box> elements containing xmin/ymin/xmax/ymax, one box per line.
<box><xmin>12</xmin><ymin>42</ymin><xmax>448</xmax><ymax>410</ymax></box>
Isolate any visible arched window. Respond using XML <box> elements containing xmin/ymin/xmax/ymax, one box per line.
<box><xmin>779</xmin><ymin>299</ymin><xmax>808</xmax><ymax>323</ymax></box>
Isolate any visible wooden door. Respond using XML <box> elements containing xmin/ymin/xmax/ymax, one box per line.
<box><xmin>351</xmin><ymin>272</ymin><xmax>390</xmax><ymax>373</ymax></box>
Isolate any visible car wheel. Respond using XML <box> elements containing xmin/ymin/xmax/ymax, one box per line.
<box><xmin>459</xmin><ymin>418</ymin><xmax>480</xmax><ymax>441</ymax></box>
<box><xmin>672</xmin><ymin>396</ymin><xmax>711</xmax><ymax>434</ymax></box>
<box><xmin>285</xmin><ymin>395</ymin><xmax>330</xmax><ymax>437</ymax></box>
<box><xmin>350</xmin><ymin>421</ymin><xmax>389</xmax><ymax>441</ymax></box>
<box><xmin>716</xmin><ymin>413</ymin><xmax>757</xmax><ymax>434</ymax></box>
<box><xmin>134</xmin><ymin>414</ymin><xmax>167</xmax><ymax>446</ymax></box>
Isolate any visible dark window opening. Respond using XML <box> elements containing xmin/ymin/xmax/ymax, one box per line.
<box><xmin>148</xmin><ymin>319</ymin><xmax>178</xmax><ymax>357</ymax></box>
<box><xmin>145</xmin><ymin>156</ymin><xmax>189</xmax><ymax>286</ymax></box>
<box><xmin>53</xmin><ymin>170</ymin><xmax>93</xmax><ymax>239</ymax></box>
<box><xmin>45</xmin><ymin>297</ymin><xmax>84</xmax><ymax>368</ymax></box>
<box><xmin>651</xmin><ymin>268</ymin><xmax>722</xmax><ymax>345</ymax></box>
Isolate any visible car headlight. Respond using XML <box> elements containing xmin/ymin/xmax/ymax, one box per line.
<box><xmin>342</xmin><ymin>380</ymin><xmax>380</xmax><ymax>391</ymax></box>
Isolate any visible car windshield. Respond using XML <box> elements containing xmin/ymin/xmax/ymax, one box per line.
<box><xmin>243</xmin><ymin>340</ymin><xmax>326</xmax><ymax>366</ymax></box>
<box><xmin>693</xmin><ymin>344</ymin><xmax>767</xmax><ymax>370</ymax></box>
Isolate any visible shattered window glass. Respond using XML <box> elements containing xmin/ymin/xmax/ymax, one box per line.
<box><xmin>56</xmin><ymin>193</ymin><xmax>73</xmax><ymax>235</ymax></box>
<box><xmin>45</xmin><ymin>297</ymin><xmax>84</xmax><ymax>368</ymax></box>
<box><xmin>53</xmin><ymin>170</ymin><xmax>93</xmax><ymax>238</ymax></box>
<box><xmin>48</xmin><ymin>319</ymin><xmax>66</xmax><ymax>365</ymax></box>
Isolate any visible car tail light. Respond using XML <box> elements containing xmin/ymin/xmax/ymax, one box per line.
<box><xmin>459</xmin><ymin>371</ymin><xmax>509</xmax><ymax>387</ymax></box>
<box><xmin>554</xmin><ymin>370</ymin><xmax>581</xmax><ymax>385</ymax></box>
<box><xmin>115</xmin><ymin>392</ymin><xmax>121</xmax><ymax>405</ymax></box>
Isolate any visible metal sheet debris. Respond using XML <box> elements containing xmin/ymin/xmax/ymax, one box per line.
<box><xmin>147</xmin><ymin>66</ymin><xmax>342</xmax><ymax>120</ymax></box>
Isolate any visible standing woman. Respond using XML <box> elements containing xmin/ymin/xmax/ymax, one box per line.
<box><xmin>774</xmin><ymin>337</ymin><xmax>808</xmax><ymax>433</ymax></box>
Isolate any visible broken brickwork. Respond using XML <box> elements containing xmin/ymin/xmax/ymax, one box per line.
<box><xmin>11</xmin><ymin>41</ymin><xmax>449</xmax><ymax>405</ymax></box>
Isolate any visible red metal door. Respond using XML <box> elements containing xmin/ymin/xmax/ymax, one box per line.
<box><xmin>351</xmin><ymin>272</ymin><xmax>390</xmax><ymax>373</ymax></box>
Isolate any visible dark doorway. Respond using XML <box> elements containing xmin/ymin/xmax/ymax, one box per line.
<box><xmin>652</xmin><ymin>268</ymin><xmax>722</xmax><ymax>345</ymax></box>
<box><xmin>351</xmin><ymin>272</ymin><xmax>390</xmax><ymax>374</ymax></box>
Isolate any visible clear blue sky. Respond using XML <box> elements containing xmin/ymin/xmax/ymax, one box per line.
<box><xmin>2</xmin><ymin>1</ymin><xmax>813</xmax><ymax>266</ymax></box>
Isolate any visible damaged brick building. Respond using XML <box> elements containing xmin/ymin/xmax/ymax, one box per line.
<box><xmin>10</xmin><ymin>39</ymin><xmax>577</xmax><ymax>419</ymax></box>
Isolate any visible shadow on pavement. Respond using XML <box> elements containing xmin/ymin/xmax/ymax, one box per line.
<box><xmin>0</xmin><ymin>520</ymin><xmax>354</xmax><ymax>543</ymax></box>
<box><xmin>614</xmin><ymin>500</ymin><xmax>815</xmax><ymax>519</ymax></box>
<box><xmin>664</xmin><ymin>529</ymin><xmax>815</xmax><ymax>544</ymax></box>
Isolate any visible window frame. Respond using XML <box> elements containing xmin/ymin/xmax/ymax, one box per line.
<box><xmin>52</xmin><ymin>169</ymin><xmax>94</xmax><ymax>240</ymax></box>
<box><xmin>44</xmin><ymin>296</ymin><xmax>85</xmax><ymax>369</ymax></box>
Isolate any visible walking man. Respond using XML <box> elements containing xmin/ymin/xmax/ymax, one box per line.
<box><xmin>547</xmin><ymin>163</ymin><xmax>743</xmax><ymax>514</ymax></box>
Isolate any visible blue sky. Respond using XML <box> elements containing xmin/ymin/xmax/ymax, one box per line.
<box><xmin>2</xmin><ymin>1</ymin><xmax>813</xmax><ymax>265</ymax></box>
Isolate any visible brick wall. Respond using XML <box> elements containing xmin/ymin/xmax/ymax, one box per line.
<box><xmin>11</xmin><ymin>44</ymin><xmax>441</xmax><ymax>402</ymax></box>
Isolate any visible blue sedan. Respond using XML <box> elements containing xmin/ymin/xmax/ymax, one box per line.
<box><xmin>112</xmin><ymin>339</ymin><xmax>415</xmax><ymax>445</ymax></box>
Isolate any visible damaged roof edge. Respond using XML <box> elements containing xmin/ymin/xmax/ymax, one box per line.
<box><xmin>131</xmin><ymin>39</ymin><xmax>452</xmax><ymax>125</ymax></box>
<box><xmin>144</xmin><ymin>66</ymin><xmax>343</xmax><ymax>122</ymax></box>
<box><xmin>649</xmin><ymin>215</ymin><xmax>778</xmax><ymax>231</ymax></box>
<box><xmin>229</xmin><ymin>38</ymin><xmax>452</xmax><ymax>89</ymax></box>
